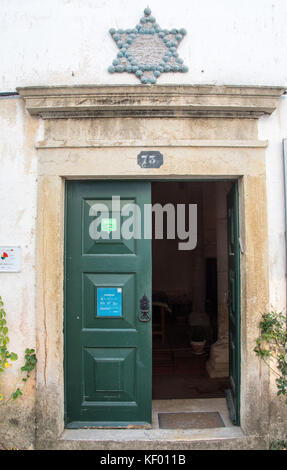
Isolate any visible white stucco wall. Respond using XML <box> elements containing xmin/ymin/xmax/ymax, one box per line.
<box><xmin>259</xmin><ymin>96</ymin><xmax>287</xmax><ymax>313</ymax></box>
<box><xmin>1</xmin><ymin>0</ymin><xmax>287</xmax><ymax>91</ymax></box>
<box><xmin>0</xmin><ymin>96</ymin><xmax>40</xmax><ymax>396</ymax></box>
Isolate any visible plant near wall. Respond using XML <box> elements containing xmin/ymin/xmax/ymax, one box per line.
<box><xmin>254</xmin><ymin>310</ymin><xmax>287</xmax><ymax>402</ymax></box>
<box><xmin>0</xmin><ymin>295</ymin><xmax>37</xmax><ymax>404</ymax></box>
<box><xmin>254</xmin><ymin>311</ymin><xmax>287</xmax><ymax>450</ymax></box>
<box><xmin>270</xmin><ymin>440</ymin><xmax>287</xmax><ymax>450</ymax></box>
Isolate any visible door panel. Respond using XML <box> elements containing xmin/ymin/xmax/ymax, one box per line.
<box><xmin>65</xmin><ymin>181</ymin><xmax>152</xmax><ymax>427</ymax></box>
<box><xmin>226</xmin><ymin>182</ymin><xmax>241</xmax><ymax>425</ymax></box>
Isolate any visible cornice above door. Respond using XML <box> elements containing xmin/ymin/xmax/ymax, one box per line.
<box><xmin>17</xmin><ymin>85</ymin><xmax>285</xmax><ymax>119</ymax></box>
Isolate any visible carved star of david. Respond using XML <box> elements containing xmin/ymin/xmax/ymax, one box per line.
<box><xmin>108</xmin><ymin>7</ymin><xmax>188</xmax><ymax>84</ymax></box>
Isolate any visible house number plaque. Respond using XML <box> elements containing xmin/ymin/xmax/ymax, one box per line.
<box><xmin>137</xmin><ymin>151</ymin><xmax>163</xmax><ymax>168</ymax></box>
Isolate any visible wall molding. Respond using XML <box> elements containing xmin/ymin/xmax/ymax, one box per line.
<box><xmin>17</xmin><ymin>85</ymin><xmax>285</xmax><ymax>119</ymax></box>
<box><xmin>36</xmin><ymin>139</ymin><xmax>268</xmax><ymax>149</ymax></box>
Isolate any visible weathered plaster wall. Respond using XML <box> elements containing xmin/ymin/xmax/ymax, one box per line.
<box><xmin>258</xmin><ymin>95</ymin><xmax>287</xmax><ymax>441</ymax></box>
<box><xmin>0</xmin><ymin>97</ymin><xmax>40</xmax><ymax>449</ymax></box>
<box><xmin>259</xmin><ymin>96</ymin><xmax>287</xmax><ymax>312</ymax></box>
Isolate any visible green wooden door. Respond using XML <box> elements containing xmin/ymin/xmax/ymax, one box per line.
<box><xmin>65</xmin><ymin>181</ymin><xmax>152</xmax><ymax>428</ymax></box>
<box><xmin>226</xmin><ymin>182</ymin><xmax>241</xmax><ymax>425</ymax></box>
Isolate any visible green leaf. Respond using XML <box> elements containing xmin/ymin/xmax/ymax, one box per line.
<box><xmin>12</xmin><ymin>389</ymin><xmax>22</xmax><ymax>400</ymax></box>
<box><xmin>9</xmin><ymin>352</ymin><xmax>18</xmax><ymax>361</ymax></box>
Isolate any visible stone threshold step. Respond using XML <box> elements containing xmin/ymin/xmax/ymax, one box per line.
<box><xmin>36</xmin><ymin>428</ymin><xmax>269</xmax><ymax>450</ymax></box>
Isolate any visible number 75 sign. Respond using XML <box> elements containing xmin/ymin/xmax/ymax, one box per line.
<box><xmin>137</xmin><ymin>151</ymin><xmax>163</xmax><ymax>168</ymax></box>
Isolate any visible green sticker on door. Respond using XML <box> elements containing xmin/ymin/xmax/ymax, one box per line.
<box><xmin>101</xmin><ymin>218</ymin><xmax>117</xmax><ymax>232</ymax></box>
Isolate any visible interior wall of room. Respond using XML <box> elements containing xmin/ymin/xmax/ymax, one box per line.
<box><xmin>152</xmin><ymin>181</ymin><xmax>217</xmax><ymax>313</ymax></box>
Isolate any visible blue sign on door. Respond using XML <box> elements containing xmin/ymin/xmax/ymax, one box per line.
<box><xmin>97</xmin><ymin>287</ymin><xmax>122</xmax><ymax>317</ymax></box>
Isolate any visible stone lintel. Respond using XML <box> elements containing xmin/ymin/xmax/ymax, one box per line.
<box><xmin>17</xmin><ymin>85</ymin><xmax>285</xmax><ymax>119</ymax></box>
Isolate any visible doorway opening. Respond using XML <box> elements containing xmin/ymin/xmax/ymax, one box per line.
<box><xmin>64</xmin><ymin>179</ymin><xmax>240</xmax><ymax>429</ymax></box>
<box><xmin>151</xmin><ymin>181</ymin><xmax>233</xmax><ymax>403</ymax></box>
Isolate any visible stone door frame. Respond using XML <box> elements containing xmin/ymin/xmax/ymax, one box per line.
<box><xmin>18</xmin><ymin>85</ymin><xmax>284</xmax><ymax>448</ymax></box>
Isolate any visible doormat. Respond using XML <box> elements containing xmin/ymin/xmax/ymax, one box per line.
<box><xmin>158</xmin><ymin>411</ymin><xmax>225</xmax><ymax>429</ymax></box>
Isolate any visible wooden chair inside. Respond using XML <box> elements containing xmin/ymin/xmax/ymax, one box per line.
<box><xmin>152</xmin><ymin>301</ymin><xmax>170</xmax><ymax>345</ymax></box>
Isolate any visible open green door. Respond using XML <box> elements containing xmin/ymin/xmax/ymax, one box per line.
<box><xmin>65</xmin><ymin>181</ymin><xmax>152</xmax><ymax>428</ymax></box>
<box><xmin>226</xmin><ymin>182</ymin><xmax>241</xmax><ymax>425</ymax></box>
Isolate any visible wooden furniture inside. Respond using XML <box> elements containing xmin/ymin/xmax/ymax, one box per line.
<box><xmin>152</xmin><ymin>301</ymin><xmax>171</xmax><ymax>345</ymax></box>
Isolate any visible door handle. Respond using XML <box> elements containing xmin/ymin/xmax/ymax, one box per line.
<box><xmin>138</xmin><ymin>294</ymin><xmax>151</xmax><ymax>322</ymax></box>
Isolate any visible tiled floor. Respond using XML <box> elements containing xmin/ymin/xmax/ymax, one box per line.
<box><xmin>152</xmin><ymin>323</ymin><xmax>230</xmax><ymax>400</ymax></box>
